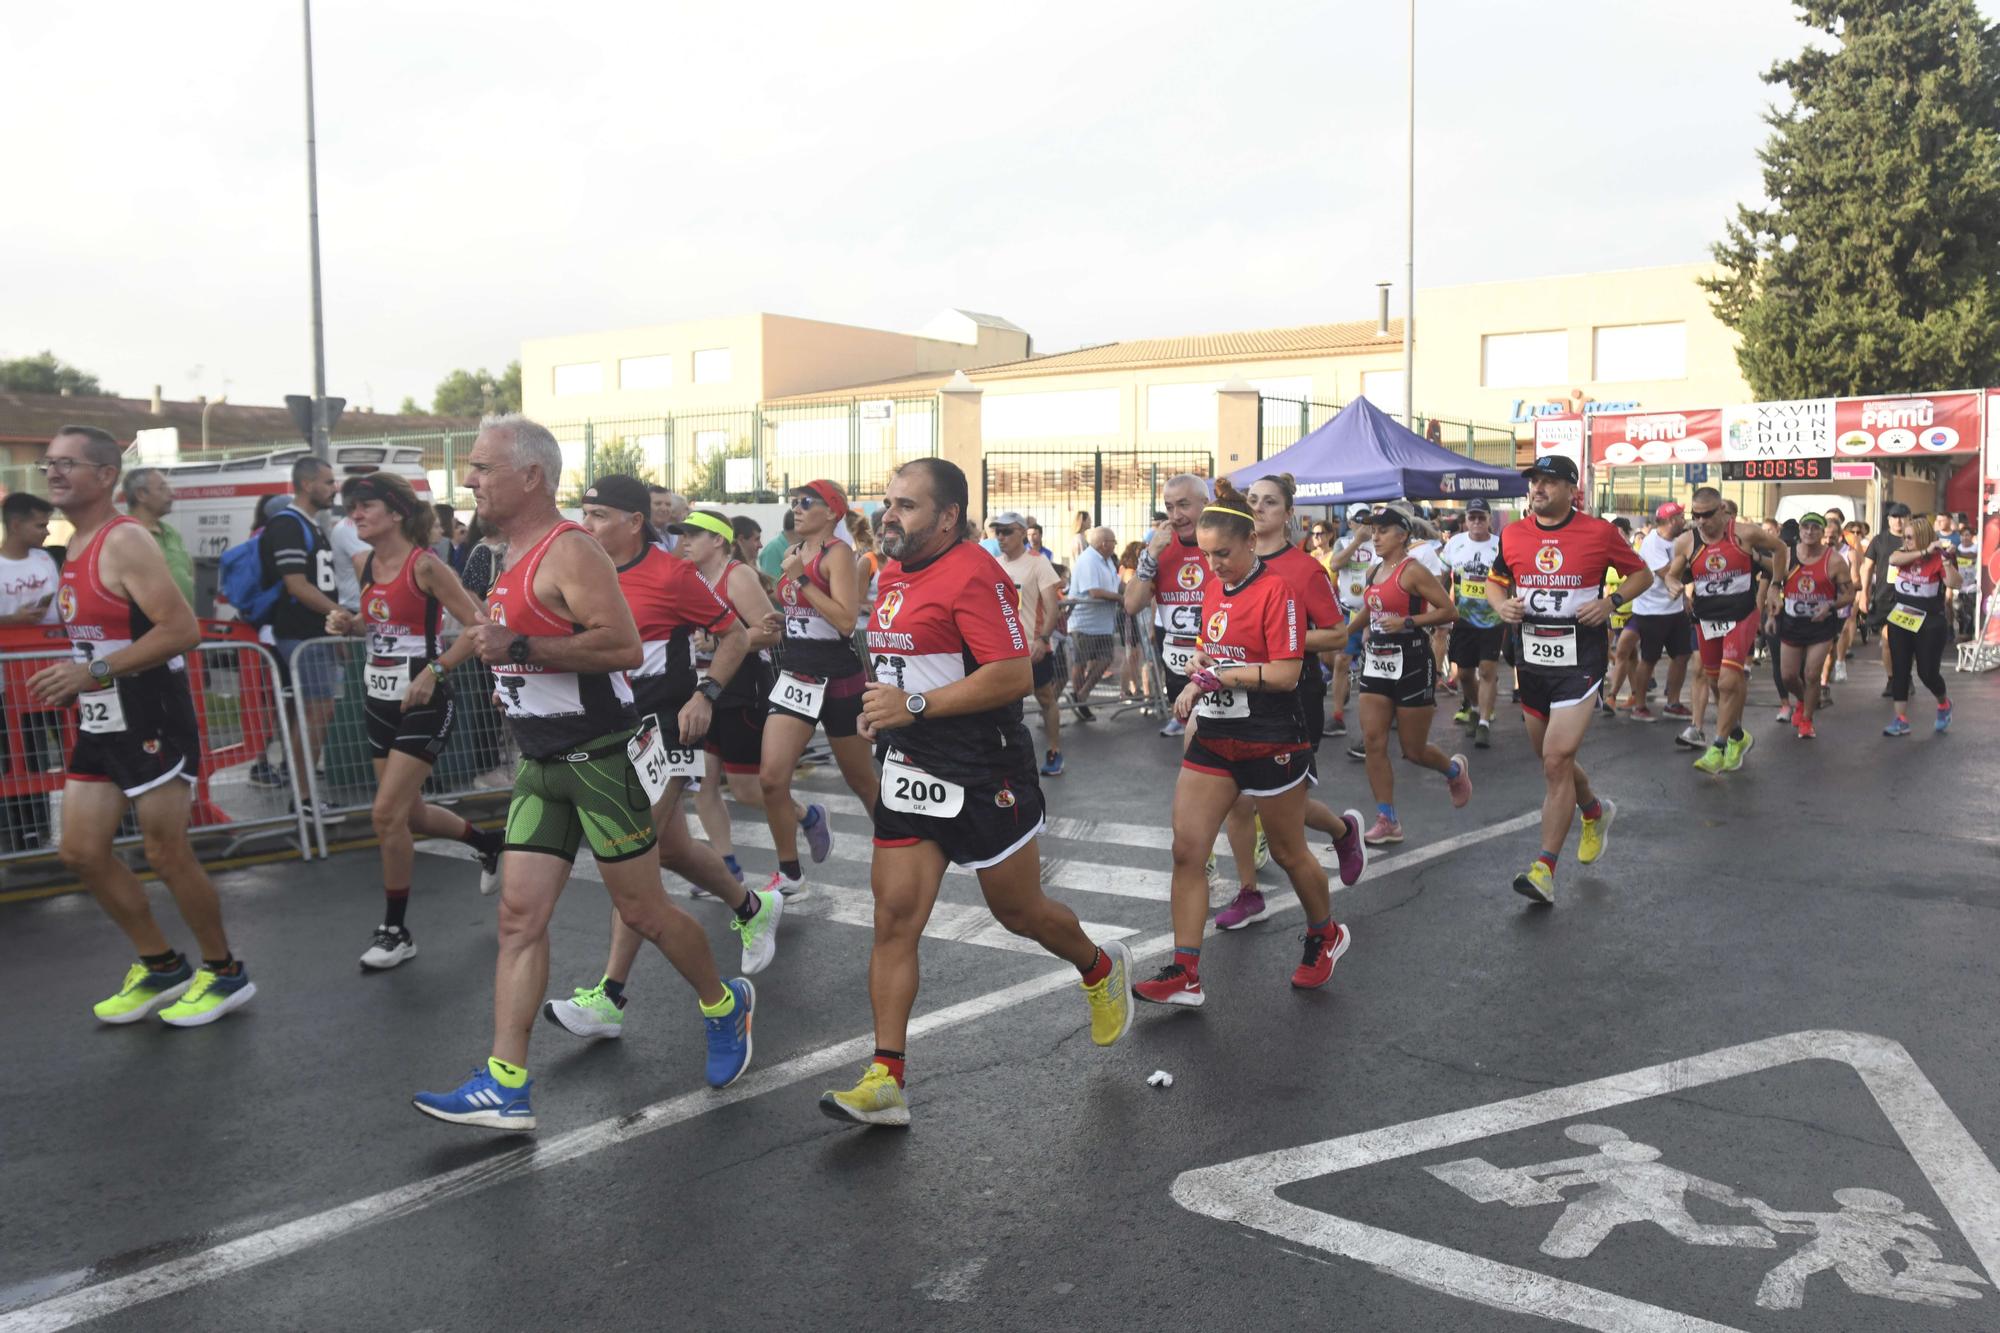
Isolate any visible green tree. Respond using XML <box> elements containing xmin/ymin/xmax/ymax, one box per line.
<box><xmin>430</xmin><ymin>360</ymin><xmax>522</xmax><ymax>417</ymax></box>
<box><xmin>0</xmin><ymin>350</ymin><xmax>108</xmax><ymax>396</ymax></box>
<box><xmin>1705</xmin><ymin>0</ymin><xmax>2000</xmax><ymax>397</ymax></box>
<box><xmin>587</xmin><ymin>435</ymin><xmax>657</xmax><ymax>485</ymax></box>
<box><xmin>397</xmin><ymin>394</ymin><xmax>422</xmax><ymax>414</ymax></box>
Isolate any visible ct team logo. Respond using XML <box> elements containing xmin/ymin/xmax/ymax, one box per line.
<box><xmin>57</xmin><ymin>585</ymin><xmax>78</xmax><ymax>623</ymax></box>
<box><xmin>875</xmin><ymin>588</ymin><xmax>904</xmax><ymax>627</ymax></box>
<box><xmin>366</xmin><ymin>595</ymin><xmax>391</xmax><ymax>623</ymax></box>
<box><xmin>994</xmin><ymin>787</ymin><xmax>1016</xmax><ymax>809</ymax></box>
<box><xmin>1205</xmin><ymin>609</ymin><xmax>1229</xmax><ymax>642</ymax></box>
<box><xmin>1702</xmin><ymin>550</ymin><xmax>1731</xmax><ymax>575</ymax></box>
<box><xmin>1534</xmin><ymin>546</ymin><xmax>1564</xmax><ymax>575</ymax></box>
<box><xmin>1176</xmin><ymin>561</ymin><xmax>1204</xmax><ymax>591</ymax></box>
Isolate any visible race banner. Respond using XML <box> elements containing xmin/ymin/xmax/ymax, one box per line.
<box><xmin>1833</xmin><ymin>390</ymin><xmax>1980</xmax><ymax>458</ymax></box>
<box><xmin>1586</xmin><ymin>409</ymin><xmax>1723</xmax><ymax>467</ymax></box>
<box><xmin>1722</xmin><ymin>398</ymin><xmax>1835</xmax><ymax>461</ymax></box>
<box><xmin>1591</xmin><ymin>393</ymin><xmax>1980</xmax><ymax>467</ymax></box>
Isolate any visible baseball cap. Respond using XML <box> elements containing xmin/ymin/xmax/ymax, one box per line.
<box><xmin>344</xmin><ymin>474</ymin><xmax>413</xmax><ymax>515</ymax></box>
<box><xmin>582</xmin><ymin>475</ymin><xmax>651</xmax><ymax>515</ymax></box>
<box><xmin>1655</xmin><ymin>501</ymin><xmax>1685</xmax><ymax>521</ymax></box>
<box><xmin>1885</xmin><ymin>501</ymin><xmax>1912</xmax><ymax>518</ymax></box>
<box><xmin>1522</xmin><ymin>455</ymin><xmax>1580</xmax><ymax>485</ymax></box>
<box><xmin>989</xmin><ymin>511</ymin><xmax>1027</xmax><ymax>530</ymax></box>
<box><xmin>1465</xmin><ymin>497</ymin><xmax>1491</xmax><ymax>515</ymax></box>
<box><xmin>1368</xmin><ymin>505</ymin><xmax>1412</xmax><ymax>530</ymax></box>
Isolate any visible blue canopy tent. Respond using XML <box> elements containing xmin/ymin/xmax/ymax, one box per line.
<box><xmin>1227</xmin><ymin>397</ymin><xmax>1527</xmax><ymax>505</ymax></box>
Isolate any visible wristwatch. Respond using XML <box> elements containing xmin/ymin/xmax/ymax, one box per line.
<box><xmin>1608</xmin><ymin>593</ymin><xmax>1626</xmax><ymax>611</ymax></box>
<box><xmin>429</xmin><ymin>660</ymin><xmax>448</xmax><ymax>682</ymax></box>
<box><xmin>906</xmin><ymin>693</ymin><xmax>927</xmax><ymax>716</ymax></box>
<box><xmin>88</xmin><ymin>658</ymin><xmax>112</xmax><ymax>683</ymax></box>
<box><xmin>507</xmin><ymin>637</ymin><xmax>531</xmax><ymax>666</ymax></box>
<box><xmin>697</xmin><ymin>678</ymin><xmax>724</xmax><ymax>704</ymax></box>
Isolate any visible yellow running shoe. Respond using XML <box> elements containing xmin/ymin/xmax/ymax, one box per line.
<box><xmin>1692</xmin><ymin>743</ymin><xmax>1726</xmax><ymax>775</ymax></box>
<box><xmin>1721</xmin><ymin>730</ymin><xmax>1755</xmax><ymax>772</ymax></box>
<box><xmin>1081</xmin><ymin>940</ymin><xmax>1134</xmax><ymax>1047</ymax></box>
<box><xmin>819</xmin><ymin>1062</ymin><xmax>910</xmax><ymax>1127</ymax></box>
<box><xmin>93</xmin><ymin>961</ymin><xmax>194</xmax><ymax>1025</ymax></box>
<box><xmin>158</xmin><ymin>966</ymin><xmax>257</xmax><ymax>1028</ymax></box>
<box><xmin>1511</xmin><ymin>861</ymin><xmax>1556</xmax><ymax>905</ymax></box>
<box><xmin>1253</xmin><ymin>816</ymin><xmax>1270</xmax><ymax>870</ymax></box>
<box><xmin>1577</xmin><ymin>799</ymin><xmax>1616</xmax><ymax>866</ymax></box>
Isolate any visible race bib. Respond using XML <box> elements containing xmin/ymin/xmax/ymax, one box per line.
<box><xmin>1887</xmin><ymin>604</ymin><xmax>1927</xmax><ymax>633</ymax></box>
<box><xmin>1193</xmin><ymin>686</ymin><xmax>1250</xmax><ymax>720</ymax></box>
<box><xmin>1457</xmin><ymin>577</ymin><xmax>1487</xmax><ymax>602</ymax></box>
<box><xmin>1160</xmin><ymin>637</ymin><xmax>1201</xmax><ymax>676</ymax></box>
<box><xmin>627</xmin><ymin>721</ymin><xmax>670</xmax><ymax>806</ymax></box>
<box><xmin>639</xmin><ymin>713</ymin><xmax>704</xmax><ymax>781</ymax></box>
<box><xmin>1522</xmin><ymin>625</ymin><xmax>1578</xmax><ymax>668</ymax></box>
<box><xmin>78</xmin><ymin>687</ymin><xmax>127</xmax><ymax>734</ymax></box>
<box><xmin>770</xmin><ymin>671</ymin><xmax>826</xmax><ymax>718</ymax></box>
<box><xmin>1163</xmin><ymin>603</ymin><xmax>1204</xmax><ymax>636</ymax></box>
<box><xmin>1362</xmin><ymin>643</ymin><xmax>1404</xmax><ymax>680</ymax></box>
<box><xmin>1699</xmin><ymin>618</ymin><xmax>1737</xmax><ymax>642</ymax></box>
<box><xmin>881</xmin><ymin>751</ymin><xmax>965</xmax><ymax>818</ymax></box>
<box><xmin>365</xmin><ymin>658</ymin><xmax>410</xmax><ymax>702</ymax></box>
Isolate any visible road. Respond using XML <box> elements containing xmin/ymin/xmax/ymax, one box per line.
<box><xmin>3</xmin><ymin>657</ymin><xmax>1996</xmax><ymax>1332</ymax></box>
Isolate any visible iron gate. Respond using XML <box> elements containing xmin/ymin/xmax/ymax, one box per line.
<box><xmin>980</xmin><ymin>450</ymin><xmax>1213</xmax><ymax>548</ymax></box>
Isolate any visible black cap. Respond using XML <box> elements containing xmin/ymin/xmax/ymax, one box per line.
<box><xmin>1368</xmin><ymin>505</ymin><xmax>1412</xmax><ymax>531</ymax></box>
<box><xmin>1522</xmin><ymin>455</ymin><xmax>1580</xmax><ymax>485</ymax></box>
<box><xmin>582</xmin><ymin>475</ymin><xmax>651</xmax><ymax>515</ymax></box>
<box><xmin>1465</xmin><ymin>497</ymin><xmax>1491</xmax><ymax>515</ymax></box>
<box><xmin>1885</xmin><ymin>501</ymin><xmax>1912</xmax><ymax>518</ymax></box>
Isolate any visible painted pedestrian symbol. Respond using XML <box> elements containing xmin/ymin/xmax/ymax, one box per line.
<box><xmin>1427</xmin><ymin>1123</ymin><xmax>1988</xmax><ymax>1312</ymax></box>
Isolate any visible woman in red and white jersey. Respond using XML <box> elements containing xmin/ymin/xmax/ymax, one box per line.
<box><xmin>1344</xmin><ymin>504</ymin><xmax>1471</xmax><ymax>848</ymax></box>
<box><xmin>1774</xmin><ymin>512</ymin><xmax>1854</xmax><ymax>740</ymax></box>
<box><xmin>1132</xmin><ymin>495</ymin><xmax>1352</xmax><ymax>1010</ymax></box>
<box><xmin>325</xmin><ymin>472</ymin><xmax>502</xmax><ymax>969</ymax></box>
<box><xmin>760</xmin><ymin>479</ymin><xmax>879</xmax><ymax>899</ymax></box>
<box><xmin>1879</xmin><ymin>514</ymin><xmax>1959</xmax><ymax>737</ymax></box>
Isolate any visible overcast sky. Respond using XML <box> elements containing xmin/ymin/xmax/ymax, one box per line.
<box><xmin>8</xmin><ymin>1</ymin><xmax>1860</xmax><ymax>411</ymax></box>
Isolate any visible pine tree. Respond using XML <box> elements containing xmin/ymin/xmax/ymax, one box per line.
<box><xmin>1705</xmin><ymin>0</ymin><xmax>2000</xmax><ymax>397</ymax></box>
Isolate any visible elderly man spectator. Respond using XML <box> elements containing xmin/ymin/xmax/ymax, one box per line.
<box><xmin>1065</xmin><ymin>526</ymin><xmax>1122</xmax><ymax>720</ymax></box>
<box><xmin>650</xmin><ymin>486</ymin><xmax>690</xmax><ymax>552</ymax></box>
<box><xmin>121</xmin><ymin>467</ymin><xmax>195</xmax><ymax>607</ymax></box>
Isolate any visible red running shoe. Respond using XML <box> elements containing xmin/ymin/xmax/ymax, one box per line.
<box><xmin>1795</xmin><ymin>715</ymin><xmax>1817</xmax><ymax>740</ymax></box>
<box><xmin>1291</xmin><ymin>923</ymin><xmax>1352</xmax><ymax>990</ymax></box>
<box><xmin>1133</xmin><ymin>963</ymin><xmax>1204</xmax><ymax>1007</ymax></box>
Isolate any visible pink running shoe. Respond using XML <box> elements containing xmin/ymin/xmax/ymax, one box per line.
<box><xmin>1331</xmin><ymin>808</ymin><xmax>1368</xmax><ymax>886</ymax></box>
<box><xmin>1215</xmin><ymin>887</ymin><xmax>1271</xmax><ymax>930</ymax></box>
<box><xmin>1363</xmin><ymin>814</ymin><xmax>1404</xmax><ymax>846</ymax></box>
<box><xmin>1446</xmin><ymin>753</ymin><xmax>1473</xmax><ymax>809</ymax></box>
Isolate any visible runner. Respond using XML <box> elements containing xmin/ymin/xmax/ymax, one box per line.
<box><xmin>542</xmin><ymin>478</ymin><xmax>783</xmax><ymax>1042</ymax></box>
<box><xmin>27</xmin><ymin>426</ymin><xmax>255</xmax><ymax>1026</ymax></box>
<box><xmin>1326</xmin><ymin>509</ymin><xmax>1377</xmax><ymax>753</ymax></box>
<box><xmin>1441</xmin><ymin>498</ymin><xmax>1504</xmax><ymax>749</ymax></box>
<box><xmin>322</xmin><ymin>472</ymin><xmax>503</xmax><ymax>968</ymax></box>
<box><xmin>1620</xmin><ymin>502</ymin><xmax>1694</xmax><ymax>733</ymax></box>
<box><xmin>1879</xmin><ymin>514</ymin><xmax>1959</xmax><ymax>737</ymax></box>
<box><xmin>1663</xmin><ymin>488</ymin><xmax>1788</xmax><ymax>775</ymax></box>
<box><xmin>987</xmin><ymin>510</ymin><xmax>1067</xmax><ymax>776</ymax></box>
<box><xmin>1131</xmin><ymin>489</ymin><xmax>1353</xmax><ymax>1008</ymax></box>
<box><xmin>1820</xmin><ymin>505</ymin><xmax>1853</xmax><ymax>692</ymax></box>
<box><xmin>760</xmin><ymin>479</ymin><xmax>878</xmax><ymax>898</ymax></box>
<box><xmin>819</xmin><ymin>458</ymin><xmax>1132</xmax><ymax>1128</ymax></box>
<box><xmin>1487</xmin><ymin>455</ymin><xmax>1649</xmax><ymax>904</ymax></box>
<box><xmin>1213</xmin><ymin>474</ymin><xmax>1369</xmax><ymax>931</ymax></box>
<box><xmin>1775</xmin><ymin>512</ymin><xmax>1855</xmax><ymax>740</ymax></box>
<box><xmin>1345</xmin><ymin>503</ymin><xmax>1472</xmax><ymax>846</ymax></box>
<box><xmin>413</xmin><ymin>419</ymin><xmax>753</xmax><ymax>1132</ymax></box>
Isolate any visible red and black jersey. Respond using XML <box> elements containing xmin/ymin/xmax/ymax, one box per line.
<box><xmin>1363</xmin><ymin>557</ymin><xmax>1430</xmax><ymax>644</ymax></box>
<box><xmin>1491</xmin><ymin>511</ymin><xmax>1644</xmax><ymax>678</ymax></box>
<box><xmin>698</xmin><ymin>557</ymin><xmax>775</xmax><ymax>707</ymax></box>
<box><xmin>57</xmin><ymin>515</ymin><xmax>193</xmax><ymax>738</ymax></box>
<box><xmin>867</xmin><ymin>539</ymin><xmax>1035</xmax><ymax>785</ymax></box>
<box><xmin>1781</xmin><ymin>549</ymin><xmax>1838</xmax><ymax>621</ymax></box>
<box><xmin>1153</xmin><ymin>534</ymin><xmax>1211</xmax><ymax>640</ymax></box>
<box><xmin>1265</xmin><ymin>543</ymin><xmax>1345</xmax><ymax>711</ymax></box>
<box><xmin>618</xmin><ymin>544</ymin><xmax>738</xmax><ymax>716</ymax></box>
<box><xmin>361</xmin><ymin>548</ymin><xmax>442</xmax><ymax>665</ymax></box>
<box><xmin>1891</xmin><ymin>550</ymin><xmax>1949</xmax><ymax>612</ymax></box>
<box><xmin>776</xmin><ymin>542</ymin><xmax>863</xmax><ymax>677</ymax></box>
<box><xmin>488</xmin><ymin>522</ymin><xmax>637</xmax><ymax>759</ymax></box>
<box><xmin>1688</xmin><ymin>524</ymin><xmax>1758</xmax><ymax>623</ymax></box>
<box><xmin>1194</xmin><ymin>560</ymin><xmax>1303</xmax><ymax>744</ymax></box>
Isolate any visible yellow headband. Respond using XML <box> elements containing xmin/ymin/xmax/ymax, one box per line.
<box><xmin>1204</xmin><ymin>504</ymin><xmax>1253</xmax><ymax>521</ymax></box>
<box><xmin>679</xmin><ymin>511</ymin><xmax>736</xmax><ymax>541</ymax></box>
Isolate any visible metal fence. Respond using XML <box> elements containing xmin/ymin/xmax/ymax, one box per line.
<box><xmin>979</xmin><ymin>450</ymin><xmax>1214</xmax><ymax>547</ymax></box>
<box><xmin>285</xmin><ymin>637</ymin><xmax>518</xmax><ymax>858</ymax></box>
<box><xmin>0</xmin><ymin>639</ymin><xmax>312</xmax><ymax>881</ymax></box>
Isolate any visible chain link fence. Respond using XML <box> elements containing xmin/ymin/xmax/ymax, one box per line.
<box><xmin>979</xmin><ymin>450</ymin><xmax>1214</xmax><ymax>548</ymax></box>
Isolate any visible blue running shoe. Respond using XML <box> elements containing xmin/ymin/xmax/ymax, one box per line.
<box><xmin>1883</xmin><ymin>716</ymin><xmax>1912</xmax><ymax>737</ymax></box>
<box><xmin>1040</xmin><ymin>749</ymin><xmax>1065</xmax><ymax>777</ymax></box>
<box><xmin>412</xmin><ymin>1066</ymin><xmax>536</xmax><ymax>1131</ymax></box>
<box><xmin>704</xmin><ymin>978</ymin><xmax>755</xmax><ymax>1088</ymax></box>
<box><xmin>1936</xmin><ymin>702</ymin><xmax>1953</xmax><ymax>734</ymax></box>
<box><xmin>802</xmin><ymin>803</ymin><xmax>832</xmax><ymax>864</ymax></box>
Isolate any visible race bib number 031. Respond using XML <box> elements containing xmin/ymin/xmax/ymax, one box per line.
<box><xmin>881</xmin><ymin>752</ymin><xmax>965</xmax><ymax>818</ymax></box>
<box><xmin>1522</xmin><ymin>625</ymin><xmax>1578</xmax><ymax>668</ymax></box>
<box><xmin>770</xmin><ymin>671</ymin><xmax>826</xmax><ymax>718</ymax></box>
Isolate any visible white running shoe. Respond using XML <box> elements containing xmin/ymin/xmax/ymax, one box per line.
<box><xmin>359</xmin><ymin>925</ymin><xmax>417</xmax><ymax>970</ymax></box>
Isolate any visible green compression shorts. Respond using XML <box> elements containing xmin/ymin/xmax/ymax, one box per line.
<box><xmin>504</xmin><ymin>731</ymin><xmax>658</xmax><ymax>864</ymax></box>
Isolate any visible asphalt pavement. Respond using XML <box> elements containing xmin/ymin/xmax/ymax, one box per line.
<box><xmin>3</xmin><ymin>655</ymin><xmax>1996</xmax><ymax>1332</ymax></box>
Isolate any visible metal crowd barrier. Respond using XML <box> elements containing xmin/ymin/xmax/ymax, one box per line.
<box><xmin>0</xmin><ymin>625</ymin><xmax>312</xmax><ymax>880</ymax></box>
<box><xmin>285</xmin><ymin>636</ymin><xmax>519</xmax><ymax>858</ymax></box>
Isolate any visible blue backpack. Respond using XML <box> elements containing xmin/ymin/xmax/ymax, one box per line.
<box><xmin>218</xmin><ymin>509</ymin><xmax>316</xmax><ymax>627</ymax></box>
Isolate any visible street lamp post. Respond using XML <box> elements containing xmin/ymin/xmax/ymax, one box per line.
<box><xmin>1403</xmin><ymin>0</ymin><xmax>1416</xmax><ymax>431</ymax></box>
<box><xmin>200</xmin><ymin>394</ymin><xmax>228</xmax><ymax>449</ymax></box>
<box><xmin>302</xmin><ymin>0</ymin><xmax>330</xmax><ymax>460</ymax></box>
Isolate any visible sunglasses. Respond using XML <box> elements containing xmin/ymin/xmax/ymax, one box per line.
<box><xmin>788</xmin><ymin>495</ymin><xmax>821</xmax><ymax>511</ymax></box>
<box><xmin>990</xmin><ymin>525</ymin><xmax>1020</xmax><ymax>535</ymax></box>
<box><xmin>1689</xmin><ymin>508</ymin><xmax>1720</xmax><ymax>520</ymax></box>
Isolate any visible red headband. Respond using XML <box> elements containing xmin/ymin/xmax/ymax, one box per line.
<box><xmin>800</xmin><ymin>479</ymin><xmax>848</xmax><ymax>519</ymax></box>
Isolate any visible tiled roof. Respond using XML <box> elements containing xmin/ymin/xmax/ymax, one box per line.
<box><xmin>0</xmin><ymin>391</ymin><xmax>478</xmax><ymax>448</ymax></box>
<box><xmin>976</xmin><ymin>319</ymin><xmax>1404</xmax><ymax>377</ymax></box>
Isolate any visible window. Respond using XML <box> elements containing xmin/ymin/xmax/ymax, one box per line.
<box><xmin>1360</xmin><ymin>370</ymin><xmax>1406</xmax><ymax>408</ymax></box>
<box><xmin>552</xmin><ymin>362</ymin><xmax>603</xmax><ymax>396</ymax></box>
<box><xmin>693</xmin><ymin>348</ymin><xmax>733</xmax><ymax>384</ymax></box>
<box><xmin>983</xmin><ymin>388</ymin><xmax>1120</xmax><ymax>440</ymax></box>
<box><xmin>619</xmin><ymin>354</ymin><xmax>672</xmax><ymax>390</ymax></box>
<box><xmin>1480</xmin><ymin>331</ymin><xmax>1568</xmax><ymax>388</ymax></box>
<box><xmin>1593</xmin><ymin>322</ymin><xmax>1686</xmax><ymax>382</ymax></box>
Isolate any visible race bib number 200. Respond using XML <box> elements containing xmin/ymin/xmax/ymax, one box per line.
<box><xmin>881</xmin><ymin>752</ymin><xmax>965</xmax><ymax>818</ymax></box>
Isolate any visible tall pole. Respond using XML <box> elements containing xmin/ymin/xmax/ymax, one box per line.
<box><xmin>303</xmin><ymin>0</ymin><xmax>330</xmax><ymax>459</ymax></box>
<box><xmin>1402</xmin><ymin>0</ymin><xmax>1416</xmax><ymax>431</ymax></box>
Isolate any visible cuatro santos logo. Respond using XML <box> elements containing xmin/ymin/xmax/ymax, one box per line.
<box><xmin>1702</xmin><ymin>550</ymin><xmax>1731</xmax><ymax>575</ymax></box>
<box><xmin>487</xmin><ymin>601</ymin><xmax>507</xmax><ymax>627</ymax></box>
<box><xmin>875</xmin><ymin>588</ymin><xmax>904</xmax><ymax>627</ymax></box>
<box><xmin>57</xmin><ymin>585</ymin><xmax>78</xmax><ymax>623</ymax></box>
<box><xmin>367</xmin><ymin>595</ymin><xmax>392</xmax><ymax>622</ymax></box>
<box><xmin>1795</xmin><ymin>574</ymin><xmax>1817</xmax><ymax>595</ymax></box>
<box><xmin>1205</xmin><ymin>609</ymin><xmax>1229</xmax><ymax>642</ymax></box>
<box><xmin>1177</xmin><ymin>561</ymin><xmax>1204</xmax><ymax>590</ymax></box>
<box><xmin>1534</xmin><ymin>545</ymin><xmax>1564</xmax><ymax>575</ymax></box>
<box><xmin>781</xmin><ymin>580</ymin><xmax>799</xmax><ymax>606</ymax></box>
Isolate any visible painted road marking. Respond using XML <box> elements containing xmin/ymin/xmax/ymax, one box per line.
<box><xmin>2</xmin><ymin>812</ymin><xmax>1538</xmax><ymax>1332</ymax></box>
<box><xmin>1171</xmin><ymin>1030</ymin><xmax>2000</xmax><ymax>1332</ymax></box>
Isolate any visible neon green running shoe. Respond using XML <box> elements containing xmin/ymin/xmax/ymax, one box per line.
<box><xmin>93</xmin><ymin>961</ymin><xmax>194</xmax><ymax>1025</ymax></box>
<box><xmin>158</xmin><ymin>966</ymin><xmax>257</xmax><ymax>1028</ymax></box>
<box><xmin>1511</xmin><ymin>861</ymin><xmax>1556</xmax><ymax>905</ymax></box>
<box><xmin>542</xmin><ymin>980</ymin><xmax>624</xmax><ymax>1039</ymax></box>
<box><xmin>731</xmin><ymin>888</ymin><xmax>784</xmax><ymax>975</ymax></box>
<box><xmin>1081</xmin><ymin>940</ymin><xmax>1134</xmax><ymax>1047</ymax></box>
<box><xmin>819</xmin><ymin>1062</ymin><xmax>910</xmax><ymax>1127</ymax></box>
<box><xmin>1453</xmin><ymin>706</ymin><xmax>1475</xmax><ymax>726</ymax></box>
<box><xmin>1692</xmin><ymin>743</ymin><xmax>1727</xmax><ymax>775</ymax></box>
<box><xmin>1253</xmin><ymin>815</ymin><xmax>1270</xmax><ymax>870</ymax></box>
<box><xmin>1721</xmin><ymin>730</ymin><xmax>1755</xmax><ymax>772</ymax></box>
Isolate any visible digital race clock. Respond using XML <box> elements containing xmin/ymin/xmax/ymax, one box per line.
<box><xmin>1722</xmin><ymin>457</ymin><xmax>1832</xmax><ymax>481</ymax></box>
